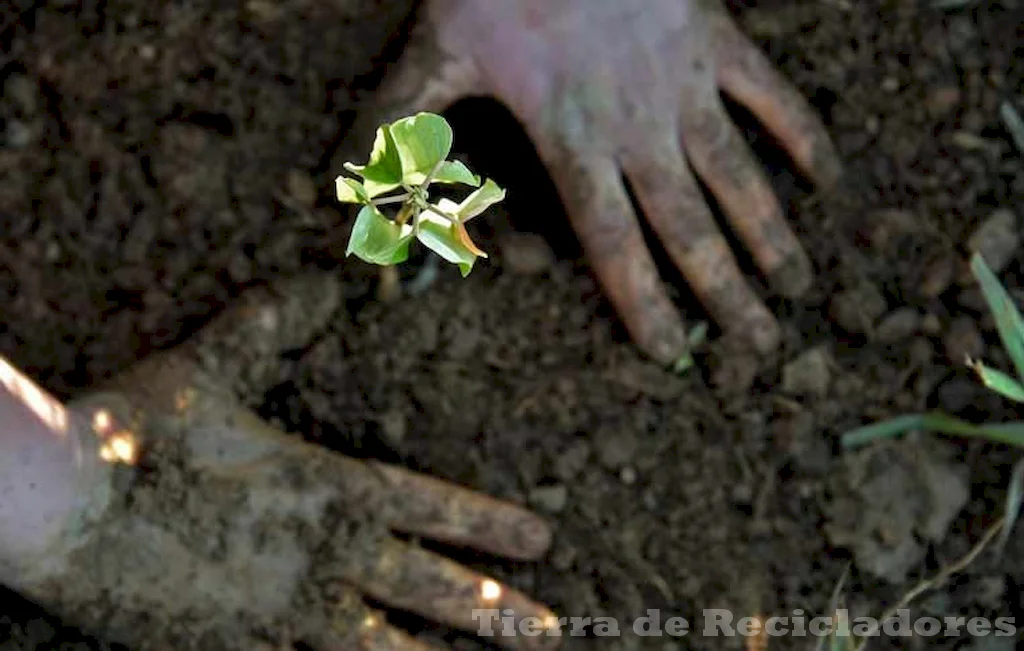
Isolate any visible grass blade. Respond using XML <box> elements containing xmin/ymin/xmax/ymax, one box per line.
<box><xmin>971</xmin><ymin>252</ymin><xmax>1024</xmax><ymax>382</ymax></box>
<box><xmin>1001</xmin><ymin>100</ymin><xmax>1024</xmax><ymax>154</ymax></box>
<box><xmin>971</xmin><ymin>360</ymin><xmax>1024</xmax><ymax>402</ymax></box>
<box><xmin>842</xmin><ymin>413</ymin><xmax>1024</xmax><ymax>449</ymax></box>
<box><xmin>841</xmin><ymin>414</ymin><xmax>927</xmax><ymax>448</ymax></box>
<box><xmin>998</xmin><ymin>458</ymin><xmax>1024</xmax><ymax>553</ymax></box>
<box><xmin>931</xmin><ymin>0</ymin><xmax>977</xmax><ymax>8</ymax></box>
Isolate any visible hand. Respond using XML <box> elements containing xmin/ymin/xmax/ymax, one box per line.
<box><xmin>9</xmin><ymin>277</ymin><xmax>558</xmax><ymax>651</ymax></box>
<box><xmin>347</xmin><ymin>0</ymin><xmax>841</xmax><ymax>363</ymax></box>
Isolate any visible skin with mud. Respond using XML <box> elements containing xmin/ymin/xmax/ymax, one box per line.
<box><xmin>0</xmin><ymin>0</ymin><xmax>1022</xmax><ymax>650</ymax></box>
<box><xmin>6</xmin><ymin>277</ymin><xmax>557</xmax><ymax>650</ymax></box>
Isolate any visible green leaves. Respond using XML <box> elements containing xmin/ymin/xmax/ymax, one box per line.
<box><xmin>336</xmin><ymin>177</ymin><xmax>369</xmax><ymax>204</ymax></box>
<box><xmin>433</xmin><ymin>160</ymin><xmax>480</xmax><ymax>186</ymax></box>
<box><xmin>345</xmin><ymin>205</ymin><xmax>412</xmax><ymax>266</ymax></box>
<box><xmin>451</xmin><ymin>179</ymin><xmax>506</xmax><ymax>222</ymax></box>
<box><xmin>418</xmin><ymin>205</ymin><xmax>486</xmax><ymax>277</ymax></box>
<box><xmin>336</xmin><ymin>113</ymin><xmax>505</xmax><ymax>276</ymax></box>
<box><xmin>343</xmin><ymin>125</ymin><xmax>404</xmax><ymax>198</ymax></box>
<box><xmin>389</xmin><ymin>112</ymin><xmax>453</xmax><ymax>184</ymax></box>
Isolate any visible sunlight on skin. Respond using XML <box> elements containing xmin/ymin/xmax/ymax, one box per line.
<box><xmin>0</xmin><ymin>354</ymin><xmax>68</xmax><ymax>435</ymax></box>
<box><xmin>92</xmin><ymin>407</ymin><xmax>139</xmax><ymax>465</ymax></box>
<box><xmin>481</xmin><ymin>578</ymin><xmax>503</xmax><ymax>603</ymax></box>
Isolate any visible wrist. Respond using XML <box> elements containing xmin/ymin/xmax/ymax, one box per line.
<box><xmin>0</xmin><ymin>370</ymin><xmax>133</xmax><ymax>594</ymax></box>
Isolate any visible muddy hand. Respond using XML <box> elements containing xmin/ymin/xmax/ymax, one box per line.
<box><xmin>1</xmin><ymin>276</ymin><xmax>557</xmax><ymax>651</ymax></box>
<box><xmin>348</xmin><ymin>0</ymin><xmax>840</xmax><ymax>362</ymax></box>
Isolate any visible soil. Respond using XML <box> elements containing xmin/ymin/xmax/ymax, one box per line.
<box><xmin>1</xmin><ymin>1</ymin><xmax>1023</xmax><ymax>650</ymax></box>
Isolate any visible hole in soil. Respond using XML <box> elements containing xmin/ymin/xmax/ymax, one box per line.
<box><xmin>777</xmin><ymin>460</ymin><xmax>797</xmax><ymax>483</ymax></box>
<box><xmin>180</xmin><ymin>110</ymin><xmax>235</xmax><ymax>137</ymax></box>
<box><xmin>443</xmin><ymin>98</ymin><xmax>580</xmax><ymax>260</ymax></box>
<box><xmin>806</xmin><ymin>86</ymin><xmax>839</xmax><ymax>127</ymax></box>
<box><xmin>139</xmin><ymin>154</ymin><xmax>159</xmax><ymax>188</ymax></box>
<box><xmin>103</xmin><ymin>286</ymin><xmax>146</xmax><ymax>312</ymax></box>
<box><xmin>156</xmin><ymin>103</ymin><xmax>236</xmax><ymax>137</ymax></box>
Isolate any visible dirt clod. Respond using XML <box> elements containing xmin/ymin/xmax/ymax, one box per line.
<box><xmin>964</xmin><ymin>208</ymin><xmax>1020</xmax><ymax>275</ymax></box>
<box><xmin>498</xmin><ymin>233</ymin><xmax>557</xmax><ymax>275</ymax></box>
<box><xmin>943</xmin><ymin>315</ymin><xmax>985</xmax><ymax>364</ymax></box>
<box><xmin>824</xmin><ymin>444</ymin><xmax>969</xmax><ymax>584</ymax></box>
<box><xmin>873</xmin><ymin>307</ymin><xmax>921</xmax><ymax>344</ymax></box>
<box><xmin>829</xmin><ymin>283</ymin><xmax>888</xmax><ymax>335</ymax></box>
<box><xmin>781</xmin><ymin>345</ymin><xmax>833</xmax><ymax>398</ymax></box>
<box><xmin>529</xmin><ymin>485</ymin><xmax>569</xmax><ymax>514</ymax></box>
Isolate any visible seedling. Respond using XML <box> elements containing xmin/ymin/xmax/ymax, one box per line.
<box><xmin>336</xmin><ymin>112</ymin><xmax>505</xmax><ymax>277</ymax></box>
<box><xmin>672</xmin><ymin>321</ymin><xmax>708</xmax><ymax>374</ymax></box>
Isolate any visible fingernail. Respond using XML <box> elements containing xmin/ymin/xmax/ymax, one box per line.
<box><xmin>641</xmin><ymin>322</ymin><xmax>690</xmax><ymax>367</ymax></box>
<box><xmin>512</xmin><ymin>514</ymin><xmax>553</xmax><ymax>559</ymax></box>
<box><xmin>811</xmin><ymin>139</ymin><xmax>844</xmax><ymax>191</ymax></box>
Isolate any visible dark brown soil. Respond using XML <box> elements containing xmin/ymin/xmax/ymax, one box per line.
<box><xmin>2</xmin><ymin>1</ymin><xmax>1023</xmax><ymax>650</ymax></box>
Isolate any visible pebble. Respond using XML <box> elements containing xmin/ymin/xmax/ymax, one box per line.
<box><xmin>619</xmin><ymin>467</ymin><xmax>637</xmax><ymax>485</ymax></box>
<box><xmin>554</xmin><ymin>440</ymin><xmax>591</xmax><ymax>481</ymax></box>
<box><xmin>937</xmin><ymin>377</ymin><xmax>980</xmax><ymax>412</ymax></box>
<box><xmin>529</xmin><ymin>484</ymin><xmax>568</xmax><ymax>513</ymax></box>
<box><xmin>873</xmin><ymin>307</ymin><xmax>921</xmax><ymax>343</ymax></box>
<box><xmin>731</xmin><ymin>482</ymin><xmax>754</xmax><ymax>506</ymax></box>
<box><xmin>286</xmin><ymin>169</ymin><xmax>318</xmax><ymax>207</ymax></box>
<box><xmin>918</xmin><ymin>254</ymin><xmax>957</xmax><ymax>298</ymax></box>
<box><xmin>3</xmin><ymin>120</ymin><xmax>34</xmax><ymax>148</ymax></box>
<box><xmin>956</xmin><ymin>286</ymin><xmax>987</xmax><ymax>312</ymax></box>
<box><xmin>781</xmin><ymin>345</ymin><xmax>834</xmax><ymax>397</ymax></box>
<box><xmin>829</xmin><ymin>283</ymin><xmax>888</xmax><ymax>334</ymax></box>
<box><xmin>498</xmin><ymin>232</ymin><xmax>555</xmax><ymax>275</ymax></box>
<box><xmin>925</xmin><ymin>86</ymin><xmax>961</xmax><ymax>117</ymax></box>
<box><xmin>965</xmin><ymin>208</ymin><xmax>1019</xmax><ymax>275</ymax></box>
<box><xmin>595</xmin><ymin>427</ymin><xmax>638</xmax><ymax>470</ymax></box>
<box><xmin>971</xmin><ymin>575</ymin><xmax>1006</xmax><ymax>609</ymax></box>
<box><xmin>549</xmin><ymin>540</ymin><xmax>577</xmax><ymax>571</ymax></box>
<box><xmin>710</xmin><ymin>351</ymin><xmax>759</xmax><ymax>396</ymax></box>
<box><xmin>920</xmin><ymin>312</ymin><xmax>943</xmax><ymax>336</ymax></box>
<box><xmin>943</xmin><ymin>315</ymin><xmax>984</xmax><ymax>363</ymax></box>
<box><xmin>377</xmin><ymin>408</ymin><xmax>407</xmax><ymax>447</ymax></box>
<box><xmin>865</xmin><ymin>209</ymin><xmax>917</xmax><ymax>249</ymax></box>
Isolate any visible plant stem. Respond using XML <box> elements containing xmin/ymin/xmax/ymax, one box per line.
<box><xmin>371</xmin><ymin>193</ymin><xmax>412</xmax><ymax>206</ymax></box>
<box><xmin>421</xmin><ymin>160</ymin><xmax>443</xmax><ymax>188</ymax></box>
<box><xmin>853</xmin><ymin>517</ymin><xmax>1005</xmax><ymax>651</ymax></box>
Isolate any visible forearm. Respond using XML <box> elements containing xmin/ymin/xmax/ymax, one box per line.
<box><xmin>0</xmin><ymin>357</ymin><xmax>117</xmax><ymax>594</ymax></box>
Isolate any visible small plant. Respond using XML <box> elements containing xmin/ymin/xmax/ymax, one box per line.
<box><xmin>336</xmin><ymin>112</ymin><xmax>505</xmax><ymax>277</ymax></box>
<box><xmin>337</xmin><ymin>112</ymin><xmax>709</xmax><ymax>373</ymax></box>
<box><xmin>843</xmin><ymin>251</ymin><xmax>1024</xmax><ymax>543</ymax></box>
